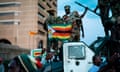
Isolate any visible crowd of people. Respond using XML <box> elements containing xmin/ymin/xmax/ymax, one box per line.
<box><xmin>6</xmin><ymin>48</ymin><xmax>63</xmax><ymax>72</ymax></box>
<box><xmin>0</xmin><ymin>0</ymin><xmax>120</xmax><ymax>71</ymax></box>
<box><xmin>0</xmin><ymin>52</ymin><xmax>120</xmax><ymax>72</ymax></box>
<box><xmin>88</xmin><ymin>53</ymin><xmax>120</xmax><ymax>72</ymax></box>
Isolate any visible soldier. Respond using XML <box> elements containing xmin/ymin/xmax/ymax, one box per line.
<box><xmin>44</xmin><ymin>9</ymin><xmax>56</xmax><ymax>52</ymax></box>
<box><xmin>70</xmin><ymin>7</ymin><xmax>88</xmax><ymax>41</ymax></box>
<box><xmin>63</xmin><ymin>5</ymin><xmax>71</xmax><ymax>23</ymax></box>
<box><xmin>44</xmin><ymin>9</ymin><xmax>56</xmax><ymax>31</ymax></box>
<box><xmin>45</xmin><ymin>9</ymin><xmax>56</xmax><ymax>25</ymax></box>
<box><xmin>63</xmin><ymin>5</ymin><xmax>88</xmax><ymax>41</ymax></box>
<box><xmin>94</xmin><ymin>0</ymin><xmax>110</xmax><ymax>36</ymax></box>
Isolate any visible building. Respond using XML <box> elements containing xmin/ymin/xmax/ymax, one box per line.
<box><xmin>0</xmin><ymin>0</ymin><xmax>57</xmax><ymax>49</ymax></box>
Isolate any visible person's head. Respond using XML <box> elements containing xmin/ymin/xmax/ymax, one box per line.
<box><xmin>92</xmin><ymin>55</ymin><xmax>101</xmax><ymax>66</ymax></box>
<box><xmin>64</xmin><ymin>5</ymin><xmax>71</xmax><ymax>15</ymax></box>
<box><xmin>72</xmin><ymin>11</ymin><xmax>79</xmax><ymax>17</ymax></box>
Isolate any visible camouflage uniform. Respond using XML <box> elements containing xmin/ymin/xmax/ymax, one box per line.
<box><xmin>44</xmin><ymin>9</ymin><xmax>56</xmax><ymax>52</ymax></box>
<box><xmin>69</xmin><ymin>8</ymin><xmax>87</xmax><ymax>42</ymax></box>
<box><xmin>70</xmin><ymin>11</ymin><xmax>81</xmax><ymax>42</ymax></box>
<box><xmin>45</xmin><ymin>9</ymin><xmax>56</xmax><ymax>25</ymax></box>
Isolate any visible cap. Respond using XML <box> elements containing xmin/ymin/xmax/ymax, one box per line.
<box><xmin>64</xmin><ymin>5</ymin><xmax>70</xmax><ymax>9</ymax></box>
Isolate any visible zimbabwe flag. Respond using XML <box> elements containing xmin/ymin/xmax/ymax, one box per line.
<box><xmin>50</xmin><ymin>23</ymin><xmax>72</xmax><ymax>40</ymax></box>
<box><xmin>51</xmin><ymin>23</ymin><xmax>72</xmax><ymax>32</ymax></box>
<box><xmin>31</xmin><ymin>49</ymin><xmax>42</xmax><ymax>57</ymax></box>
<box><xmin>34</xmin><ymin>52</ymin><xmax>42</xmax><ymax>57</ymax></box>
<box><xmin>52</xmin><ymin>32</ymin><xmax>71</xmax><ymax>40</ymax></box>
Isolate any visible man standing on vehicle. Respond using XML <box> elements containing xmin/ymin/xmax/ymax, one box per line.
<box><xmin>63</xmin><ymin>5</ymin><xmax>71</xmax><ymax>24</ymax></box>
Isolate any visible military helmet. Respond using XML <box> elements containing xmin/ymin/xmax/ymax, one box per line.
<box><xmin>64</xmin><ymin>5</ymin><xmax>70</xmax><ymax>9</ymax></box>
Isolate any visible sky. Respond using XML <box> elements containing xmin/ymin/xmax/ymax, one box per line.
<box><xmin>57</xmin><ymin>0</ymin><xmax>105</xmax><ymax>45</ymax></box>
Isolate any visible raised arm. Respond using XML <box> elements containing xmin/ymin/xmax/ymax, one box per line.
<box><xmin>80</xmin><ymin>7</ymin><xmax>88</xmax><ymax>18</ymax></box>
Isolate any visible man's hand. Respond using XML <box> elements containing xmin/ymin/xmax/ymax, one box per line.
<box><xmin>82</xmin><ymin>33</ymin><xmax>84</xmax><ymax>38</ymax></box>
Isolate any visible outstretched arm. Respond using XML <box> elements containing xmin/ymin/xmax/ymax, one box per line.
<box><xmin>80</xmin><ymin>7</ymin><xmax>88</xmax><ymax>18</ymax></box>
